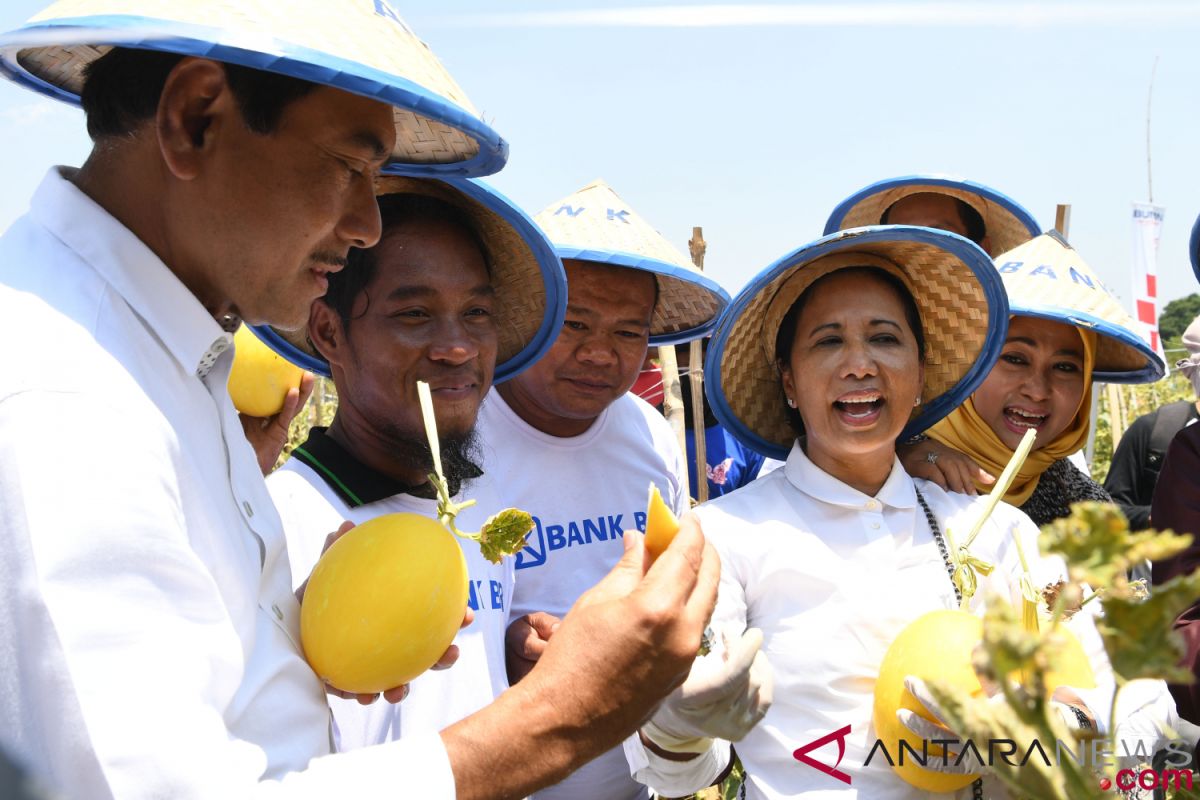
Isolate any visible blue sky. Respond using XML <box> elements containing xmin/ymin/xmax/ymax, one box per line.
<box><xmin>2</xmin><ymin>1</ymin><xmax>1199</xmax><ymax>312</ymax></box>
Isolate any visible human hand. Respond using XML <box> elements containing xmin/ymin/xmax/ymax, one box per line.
<box><xmin>240</xmin><ymin>371</ymin><xmax>314</xmax><ymax>475</ymax></box>
<box><xmin>505</xmin><ymin>612</ymin><xmax>561</xmax><ymax>684</ymax></box>
<box><xmin>897</xmin><ymin>676</ymin><xmax>990</xmax><ymax>775</ymax></box>
<box><xmin>520</xmin><ymin>515</ymin><xmax>720</xmax><ymax>755</ymax></box>
<box><xmin>642</xmin><ymin>627</ymin><xmax>773</xmax><ymax>753</ymax></box>
<box><xmin>898</xmin><ymin>440</ymin><xmax>995</xmax><ymax>496</ymax></box>
<box><xmin>296</xmin><ymin>520</ymin><xmax>474</xmax><ymax>706</ymax></box>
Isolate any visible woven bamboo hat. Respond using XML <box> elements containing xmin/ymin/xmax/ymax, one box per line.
<box><xmin>0</xmin><ymin>0</ymin><xmax>505</xmax><ymax>177</ymax></box>
<box><xmin>995</xmin><ymin>231</ymin><xmax>1164</xmax><ymax>384</ymax></box>
<box><xmin>824</xmin><ymin>175</ymin><xmax>1041</xmax><ymax>257</ymax></box>
<box><xmin>255</xmin><ymin>175</ymin><xmax>566</xmax><ymax>383</ymax></box>
<box><xmin>533</xmin><ymin>179</ymin><xmax>730</xmax><ymax>345</ymax></box>
<box><xmin>705</xmin><ymin>226</ymin><xmax>1009</xmax><ymax>460</ymax></box>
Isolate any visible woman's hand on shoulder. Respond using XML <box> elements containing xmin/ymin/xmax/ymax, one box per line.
<box><xmin>899</xmin><ymin>439</ymin><xmax>995</xmax><ymax>496</ymax></box>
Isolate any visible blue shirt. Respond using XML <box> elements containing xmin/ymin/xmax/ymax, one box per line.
<box><xmin>686</xmin><ymin>423</ymin><xmax>766</xmax><ymax>499</ymax></box>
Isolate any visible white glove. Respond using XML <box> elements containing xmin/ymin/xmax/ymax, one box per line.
<box><xmin>897</xmin><ymin>676</ymin><xmax>988</xmax><ymax>776</ymax></box>
<box><xmin>642</xmin><ymin>627</ymin><xmax>773</xmax><ymax>754</ymax></box>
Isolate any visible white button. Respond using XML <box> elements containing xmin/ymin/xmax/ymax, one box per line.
<box><xmin>211</xmin><ymin>339</ymin><xmax>228</xmax><ymax>354</ymax></box>
<box><xmin>272</xmin><ymin>604</ymin><xmax>284</xmax><ymax>621</ymax></box>
<box><xmin>866</xmin><ymin>500</ymin><xmax>879</xmax><ymax>511</ymax></box>
<box><xmin>243</xmin><ymin>501</ymin><xmax>254</xmax><ymax>518</ymax></box>
<box><xmin>871</xmin><ymin>522</ymin><xmax>880</xmax><ymax>530</ymax></box>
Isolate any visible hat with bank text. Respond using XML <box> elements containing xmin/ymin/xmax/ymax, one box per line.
<box><xmin>0</xmin><ymin>0</ymin><xmax>506</xmax><ymax>176</ymax></box>
<box><xmin>995</xmin><ymin>231</ymin><xmax>1165</xmax><ymax>384</ymax></box>
<box><xmin>533</xmin><ymin>179</ymin><xmax>730</xmax><ymax>345</ymax></box>
<box><xmin>256</xmin><ymin>175</ymin><xmax>567</xmax><ymax>383</ymax></box>
<box><xmin>825</xmin><ymin>175</ymin><xmax>1041</xmax><ymax>257</ymax></box>
<box><xmin>707</xmin><ymin>226</ymin><xmax>1008</xmax><ymax>460</ymax></box>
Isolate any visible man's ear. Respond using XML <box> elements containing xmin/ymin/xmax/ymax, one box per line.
<box><xmin>155</xmin><ymin>57</ymin><xmax>234</xmax><ymax>181</ymax></box>
<box><xmin>308</xmin><ymin>300</ymin><xmax>345</xmax><ymax>369</ymax></box>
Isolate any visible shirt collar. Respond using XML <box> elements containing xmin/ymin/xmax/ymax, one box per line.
<box><xmin>782</xmin><ymin>439</ymin><xmax>916</xmax><ymax>510</ymax></box>
<box><xmin>30</xmin><ymin>167</ymin><xmax>234</xmax><ymax>378</ymax></box>
<box><xmin>290</xmin><ymin>427</ymin><xmax>482</xmax><ymax>508</ymax></box>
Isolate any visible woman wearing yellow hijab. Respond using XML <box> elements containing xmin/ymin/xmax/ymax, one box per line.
<box><xmin>902</xmin><ymin>232</ymin><xmax>1164</xmax><ymax>525</ymax></box>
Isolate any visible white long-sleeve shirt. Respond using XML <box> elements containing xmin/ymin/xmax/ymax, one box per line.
<box><xmin>628</xmin><ymin>441</ymin><xmax>1114</xmax><ymax>800</ymax></box>
<box><xmin>0</xmin><ymin>168</ymin><xmax>455</xmax><ymax>798</ymax></box>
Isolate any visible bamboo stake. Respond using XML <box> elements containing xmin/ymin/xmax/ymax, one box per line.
<box><xmin>1054</xmin><ymin>204</ymin><xmax>1071</xmax><ymax>239</ymax></box>
<box><xmin>1107</xmin><ymin>383</ymin><xmax>1126</xmax><ymax>450</ymax></box>
<box><xmin>688</xmin><ymin>226</ymin><xmax>709</xmax><ymax>503</ymax></box>
<box><xmin>659</xmin><ymin>344</ymin><xmax>689</xmax><ymax>498</ymax></box>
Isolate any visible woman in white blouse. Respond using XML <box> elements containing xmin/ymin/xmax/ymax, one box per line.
<box><xmin>628</xmin><ymin>226</ymin><xmax>1113</xmax><ymax>799</ymax></box>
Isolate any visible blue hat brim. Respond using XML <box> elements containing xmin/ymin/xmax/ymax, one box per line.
<box><xmin>553</xmin><ymin>246</ymin><xmax>730</xmax><ymax>345</ymax></box>
<box><xmin>1011</xmin><ymin>305</ymin><xmax>1166</xmax><ymax>384</ymax></box>
<box><xmin>1191</xmin><ymin>211</ymin><xmax>1200</xmax><ymax>287</ymax></box>
<box><xmin>705</xmin><ymin>225</ymin><xmax>1009</xmax><ymax>461</ymax></box>
<box><xmin>0</xmin><ymin>16</ymin><xmax>507</xmax><ymax>177</ymax></box>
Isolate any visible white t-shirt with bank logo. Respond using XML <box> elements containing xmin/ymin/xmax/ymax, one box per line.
<box><xmin>477</xmin><ymin>389</ymin><xmax>687</xmax><ymax>800</ymax></box>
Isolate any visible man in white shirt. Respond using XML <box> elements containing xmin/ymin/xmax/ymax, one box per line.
<box><xmin>0</xmin><ymin>9</ymin><xmax>719</xmax><ymax>799</ymax></box>
<box><xmin>496</xmin><ymin>180</ymin><xmax>731</xmax><ymax>800</ymax></box>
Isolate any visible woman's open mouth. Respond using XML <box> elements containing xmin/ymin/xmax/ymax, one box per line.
<box><xmin>1002</xmin><ymin>406</ymin><xmax>1047</xmax><ymax>434</ymax></box>
<box><xmin>833</xmin><ymin>391</ymin><xmax>884</xmax><ymax>427</ymax></box>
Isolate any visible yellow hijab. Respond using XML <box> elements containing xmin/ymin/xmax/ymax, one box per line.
<box><xmin>927</xmin><ymin>323</ymin><xmax>1097</xmax><ymax>506</ymax></box>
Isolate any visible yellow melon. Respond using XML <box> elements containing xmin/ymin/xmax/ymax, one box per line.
<box><xmin>227</xmin><ymin>326</ymin><xmax>305</xmax><ymax>417</ymax></box>
<box><xmin>644</xmin><ymin>483</ymin><xmax>680</xmax><ymax>558</ymax></box>
<box><xmin>300</xmin><ymin>513</ymin><xmax>469</xmax><ymax>693</ymax></box>
<box><xmin>874</xmin><ymin>610</ymin><xmax>985</xmax><ymax>793</ymax></box>
<box><xmin>874</xmin><ymin>609</ymin><xmax>1097</xmax><ymax>792</ymax></box>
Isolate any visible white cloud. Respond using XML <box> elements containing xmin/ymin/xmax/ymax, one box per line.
<box><xmin>446</xmin><ymin>3</ymin><xmax>1200</xmax><ymax>28</ymax></box>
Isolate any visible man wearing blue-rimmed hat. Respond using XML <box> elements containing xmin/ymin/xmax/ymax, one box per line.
<box><xmin>494</xmin><ymin>179</ymin><xmax>736</xmax><ymax>800</ymax></box>
<box><xmin>0</xmin><ymin>5</ymin><xmax>719</xmax><ymax>798</ymax></box>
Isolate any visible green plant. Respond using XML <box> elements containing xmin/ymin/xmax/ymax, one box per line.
<box><xmin>926</xmin><ymin>503</ymin><xmax>1200</xmax><ymax>799</ymax></box>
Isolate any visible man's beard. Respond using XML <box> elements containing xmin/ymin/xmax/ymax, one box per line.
<box><xmin>387</xmin><ymin>424</ymin><xmax>483</xmax><ymax>498</ymax></box>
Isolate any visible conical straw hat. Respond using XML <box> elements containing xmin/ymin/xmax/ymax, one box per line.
<box><xmin>256</xmin><ymin>175</ymin><xmax>566</xmax><ymax>383</ymax></box>
<box><xmin>0</xmin><ymin>0</ymin><xmax>505</xmax><ymax>176</ymax></box>
<box><xmin>533</xmin><ymin>179</ymin><xmax>729</xmax><ymax>345</ymax></box>
<box><xmin>994</xmin><ymin>231</ymin><xmax>1164</xmax><ymax>384</ymax></box>
<box><xmin>705</xmin><ymin>226</ymin><xmax>1008</xmax><ymax>460</ymax></box>
<box><xmin>825</xmin><ymin>175</ymin><xmax>1041</xmax><ymax>257</ymax></box>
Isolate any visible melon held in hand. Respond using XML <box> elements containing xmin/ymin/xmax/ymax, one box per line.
<box><xmin>873</xmin><ymin>609</ymin><xmax>985</xmax><ymax>793</ymax></box>
<box><xmin>300</xmin><ymin>381</ymin><xmax>533</xmax><ymax>694</ymax></box>
<box><xmin>873</xmin><ymin>608</ymin><xmax>1095</xmax><ymax>793</ymax></box>
<box><xmin>644</xmin><ymin>483</ymin><xmax>680</xmax><ymax>558</ymax></box>
<box><xmin>227</xmin><ymin>326</ymin><xmax>305</xmax><ymax>417</ymax></box>
<box><xmin>301</xmin><ymin>513</ymin><xmax>469</xmax><ymax>694</ymax></box>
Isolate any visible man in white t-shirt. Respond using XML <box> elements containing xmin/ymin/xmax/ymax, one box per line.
<box><xmin>268</xmin><ymin>182</ymin><xmax>552</xmax><ymax>750</ymax></box>
<box><xmin>493</xmin><ymin>180</ymin><xmax>731</xmax><ymax>800</ymax></box>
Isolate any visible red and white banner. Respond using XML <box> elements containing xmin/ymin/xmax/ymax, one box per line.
<box><xmin>1131</xmin><ymin>202</ymin><xmax>1166</xmax><ymax>359</ymax></box>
